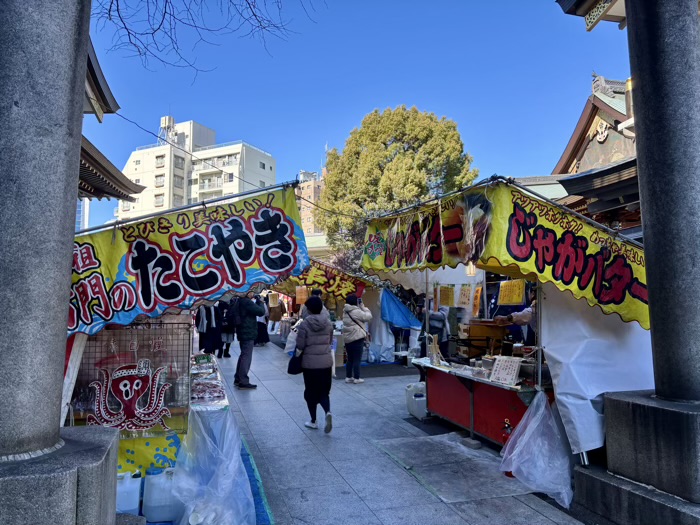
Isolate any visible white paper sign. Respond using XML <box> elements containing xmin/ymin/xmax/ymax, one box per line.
<box><xmin>489</xmin><ymin>356</ymin><xmax>522</xmax><ymax>386</ymax></box>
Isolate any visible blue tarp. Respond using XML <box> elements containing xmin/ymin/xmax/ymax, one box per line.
<box><xmin>381</xmin><ymin>289</ymin><xmax>421</xmax><ymax>330</ymax></box>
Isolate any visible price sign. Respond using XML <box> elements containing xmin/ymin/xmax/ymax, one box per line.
<box><xmin>296</xmin><ymin>286</ymin><xmax>309</xmax><ymax>303</ymax></box>
<box><xmin>439</xmin><ymin>285</ymin><xmax>455</xmax><ymax>307</ymax></box>
<box><xmin>490</xmin><ymin>356</ymin><xmax>522</xmax><ymax>386</ymax></box>
<box><xmin>458</xmin><ymin>285</ymin><xmax>472</xmax><ymax>308</ymax></box>
<box><xmin>498</xmin><ymin>280</ymin><xmax>526</xmax><ymax>306</ymax></box>
<box><xmin>472</xmin><ymin>286</ymin><xmax>482</xmax><ymax>318</ymax></box>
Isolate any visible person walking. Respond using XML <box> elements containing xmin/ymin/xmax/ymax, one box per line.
<box><xmin>235</xmin><ymin>291</ymin><xmax>266</xmax><ymax>389</ymax></box>
<box><xmin>268</xmin><ymin>296</ymin><xmax>286</xmax><ymax>334</ymax></box>
<box><xmin>296</xmin><ymin>296</ymin><xmax>334</xmax><ymax>432</ymax></box>
<box><xmin>342</xmin><ymin>294</ymin><xmax>372</xmax><ymax>384</ymax></box>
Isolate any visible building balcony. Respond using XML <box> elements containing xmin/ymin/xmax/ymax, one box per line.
<box><xmin>199</xmin><ymin>180</ymin><xmax>223</xmax><ymax>192</ymax></box>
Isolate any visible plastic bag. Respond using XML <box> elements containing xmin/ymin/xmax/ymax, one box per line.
<box><xmin>500</xmin><ymin>391</ymin><xmax>573</xmax><ymax>508</ymax></box>
<box><xmin>172</xmin><ymin>408</ymin><xmax>255</xmax><ymax>525</ymax></box>
<box><xmin>284</xmin><ymin>321</ymin><xmax>302</xmax><ymax>355</ymax></box>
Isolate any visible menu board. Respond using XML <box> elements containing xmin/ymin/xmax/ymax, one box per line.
<box><xmin>489</xmin><ymin>356</ymin><xmax>522</xmax><ymax>386</ymax></box>
<box><xmin>498</xmin><ymin>279</ymin><xmax>526</xmax><ymax>306</ymax></box>
<box><xmin>458</xmin><ymin>285</ymin><xmax>472</xmax><ymax>309</ymax></box>
<box><xmin>439</xmin><ymin>285</ymin><xmax>455</xmax><ymax>307</ymax></box>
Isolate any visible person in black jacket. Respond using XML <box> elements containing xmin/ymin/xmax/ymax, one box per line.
<box><xmin>235</xmin><ymin>291</ymin><xmax>266</xmax><ymax>389</ymax></box>
<box><xmin>218</xmin><ymin>299</ymin><xmax>236</xmax><ymax>358</ymax></box>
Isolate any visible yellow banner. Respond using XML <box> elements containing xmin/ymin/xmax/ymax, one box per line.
<box><xmin>274</xmin><ymin>258</ymin><xmax>372</xmax><ymax>299</ymax></box>
<box><xmin>362</xmin><ymin>191</ymin><xmax>493</xmax><ymax>273</ymax></box>
<box><xmin>71</xmin><ymin>188</ymin><xmax>309</xmax><ymax>336</ymax></box>
<box><xmin>362</xmin><ymin>182</ymin><xmax>648</xmax><ymax>328</ymax></box>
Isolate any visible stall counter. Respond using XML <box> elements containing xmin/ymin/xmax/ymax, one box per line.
<box><xmin>412</xmin><ymin>357</ymin><xmax>548</xmax><ymax>446</ymax></box>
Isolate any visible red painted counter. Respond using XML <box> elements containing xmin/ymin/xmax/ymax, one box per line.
<box><xmin>424</xmin><ymin>365</ymin><xmax>541</xmax><ymax>446</ymax></box>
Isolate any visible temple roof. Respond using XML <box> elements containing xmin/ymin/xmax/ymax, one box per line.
<box><xmin>79</xmin><ymin>136</ymin><xmax>144</xmax><ymax>202</ymax></box>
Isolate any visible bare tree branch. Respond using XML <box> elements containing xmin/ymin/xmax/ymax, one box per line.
<box><xmin>93</xmin><ymin>0</ymin><xmax>310</xmax><ymax>70</ymax></box>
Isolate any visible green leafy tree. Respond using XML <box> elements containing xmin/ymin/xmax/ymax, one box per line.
<box><xmin>317</xmin><ymin>105</ymin><xmax>478</xmax><ymax>267</ymax></box>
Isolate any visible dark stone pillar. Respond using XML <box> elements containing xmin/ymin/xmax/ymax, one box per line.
<box><xmin>626</xmin><ymin>0</ymin><xmax>700</xmax><ymax>402</ymax></box>
<box><xmin>0</xmin><ymin>1</ymin><xmax>90</xmax><ymax>456</ymax></box>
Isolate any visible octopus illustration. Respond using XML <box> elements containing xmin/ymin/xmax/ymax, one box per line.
<box><xmin>87</xmin><ymin>359</ymin><xmax>172</xmax><ymax>431</ymax></box>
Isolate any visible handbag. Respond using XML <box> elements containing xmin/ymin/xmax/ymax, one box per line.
<box><xmin>287</xmin><ymin>349</ymin><xmax>303</xmax><ymax>375</ymax></box>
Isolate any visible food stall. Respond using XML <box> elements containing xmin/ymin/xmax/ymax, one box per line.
<box><xmin>362</xmin><ymin>177</ymin><xmax>654</xmax><ymax>455</ymax></box>
<box><xmin>63</xmin><ymin>185</ymin><xmax>310</xmax><ymax>524</ymax></box>
<box><xmin>272</xmin><ymin>257</ymin><xmax>375</xmax><ymax>366</ymax></box>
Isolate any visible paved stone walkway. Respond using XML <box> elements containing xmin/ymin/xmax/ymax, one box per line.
<box><xmin>219</xmin><ymin>340</ymin><xmax>583</xmax><ymax>525</ymax></box>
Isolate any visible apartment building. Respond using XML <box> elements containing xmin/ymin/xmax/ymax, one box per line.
<box><xmin>117</xmin><ymin>117</ymin><xmax>276</xmax><ymax>220</ymax></box>
<box><xmin>295</xmin><ymin>170</ymin><xmax>325</xmax><ymax>236</ymax></box>
<box><xmin>75</xmin><ymin>198</ymin><xmax>90</xmax><ymax>231</ymax></box>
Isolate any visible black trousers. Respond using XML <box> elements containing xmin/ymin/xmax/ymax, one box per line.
<box><xmin>302</xmin><ymin>367</ymin><xmax>332</xmax><ymax>422</ymax></box>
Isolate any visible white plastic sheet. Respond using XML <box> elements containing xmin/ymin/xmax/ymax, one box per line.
<box><xmin>364</xmin><ymin>288</ymin><xmax>395</xmax><ymax>362</ymax></box>
<box><xmin>173</xmin><ymin>407</ymin><xmax>255</xmax><ymax>525</ymax></box>
<box><xmin>500</xmin><ymin>391</ymin><xmax>573</xmax><ymax>508</ymax></box>
<box><xmin>540</xmin><ymin>282</ymin><xmax>654</xmax><ymax>454</ymax></box>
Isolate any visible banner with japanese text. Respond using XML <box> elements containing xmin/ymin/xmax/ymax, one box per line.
<box><xmin>70</xmin><ymin>188</ymin><xmax>309</xmax><ymax>336</ymax></box>
<box><xmin>274</xmin><ymin>258</ymin><xmax>371</xmax><ymax>299</ymax></box>
<box><xmin>362</xmin><ymin>182</ymin><xmax>649</xmax><ymax>329</ymax></box>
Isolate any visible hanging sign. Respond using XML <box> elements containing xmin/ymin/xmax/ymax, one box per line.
<box><xmin>458</xmin><ymin>284</ymin><xmax>472</xmax><ymax>309</ymax></box>
<box><xmin>70</xmin><ymin>188</ymin><xmax>309</xmax><ymax>337</ymax></box>
<box><xmin>295</xmin><ymin>286</ymin><xmax>309</xmax><ymax>304</ymax></box>
<box><xmin>472</xmin><ymin>286</ymin><xmax>483</xmax><ymax>318</ymax></box>
<box><xmin>498</xmin><ymin>280</ymin><xmax>526</xmax><ymax>306</ymax></box>
<box><xmin>361</xmin><ymin>182</ymin><xmax>648</xmax><ymax>329</ymax></box>
<box><xmin>274</xmin><ymin>258</ymin><xmax>371</xmax><ymax>299</ymax></box>
<box><xmin>439</xmin><ymin>285</ymin><xmax>455</xmax><ymax>307</ymax></box>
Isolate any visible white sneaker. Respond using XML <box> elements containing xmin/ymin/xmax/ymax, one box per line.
<box><xmin>324</xmin><ymin>412</ymin><xmax>333</xmax><ymax>433</ymax></box>
<box><xmin>354</xmin><ymin>378</ymin><xmax>365</xmax><ymax>384</ymax></box>
<box><xmin>304</xmin><ymin>421</ymin><xmax>318</xmax><ymax>429</ymax></box>
<box><xmin>345</xmin><ymin>378</ymin><xmax>354</xmax><ymax>383</ymax></box>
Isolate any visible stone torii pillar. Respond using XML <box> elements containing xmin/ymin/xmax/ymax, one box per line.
<box><xmin>0</xmin><ymin>2</ymin><xmax>118</xmax><ymax>524</ymax></box>
<box><xmin>576</xmin><ymin>1</ymin><xmax>700</xmax><ymax>522</ymax></box>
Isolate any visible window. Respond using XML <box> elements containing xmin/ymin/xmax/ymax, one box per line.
<box><xmin>155</xmin><ymin>194</ymin><xmax>164</xmax><ymax>207</ymax></box>
<box><xmin>155</xmin><ymin>155</ymin><xmax>165</xmax><ymax>168</ymax></box>
<box><xmin>174</xmin><ymin>155</ymin><xmax>185</xmax><ymax>169</ymax></box>
<box><xmin>259</xmin><ymin>161</ymin><xmax>266</xmax><ymax>170</ymax></box>
<box><xmin>174</xmin><ymin>176</ymin><xmax>184</xmax><ymax>189</ymax></box>
<box><xmin>134</xmin><ymin>159</ymin><xmax>141</xmax><ymax>166</ymax></box>
<box><xmin>188</xmin><ymin>178</ymin><xmax>196</xmax><ymax>187</ymax></box>
<box><xmin>260</xmin><ymin>180</ymin><xmax>266</xmax><ymax>188</ymax></box>
<box><xmin>155</xmin><ymin>174</ymin><xmax>165</xmax><ymax>187</ymax></box>
<box><xmin>173</xmin><ymin>195</ymin><xmax>184</xmax><ymax>206</ymax></box>
<box><xmin>121</xmin><ymin>201</ymin><xmax>131</xmax><ymax>211</ymax></box>
<box><xmin>134</xmin><ymin>178</ymin><xmax>140</xmax><ymax>184</ymax></box>
<box><xmin>188</xmin><ymin>198</ymin><xmax>195</xmax><ymax>205</ymax></box>
<box><xmin>228</xmin><ymin>173</ymin><xmax>235</xmax><ymax>183</ymax></box>
<box><xmin>270</xmin><ymin>166</ymin><xmax>273</xmax><ymax>171</ymax></box>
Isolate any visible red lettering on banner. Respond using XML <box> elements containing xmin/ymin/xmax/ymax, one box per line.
<box><xmin>506</xmin><ymin>203</ymin><xmax>647</xmax><ymax>306</ymax></box>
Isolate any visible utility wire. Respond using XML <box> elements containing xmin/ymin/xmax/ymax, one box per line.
<box><xmin>88</xmin><ymin>95</ymin><xmax>361</xmax><ymax>221</ymax></box>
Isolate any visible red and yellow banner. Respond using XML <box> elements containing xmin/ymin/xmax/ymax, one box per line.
<box><xmin>274</xmin><ymin>258</ymin><xmax>371</xmax><ymax>299</ymax></box>
<box><xmin>362</xmin><ymin>182</ymin><xmax>649</xmax><ymax>329</ymax></box>
<box><xmin>71</xmin><ymin>188</ymin><xmax>309</xmax><ymax>336</ymax></box>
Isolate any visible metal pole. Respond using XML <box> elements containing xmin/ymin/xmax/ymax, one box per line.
<box><xmin>536</xmin><ymin>286</ymin><xmax>543</xmax><ymax>388</ymax></box>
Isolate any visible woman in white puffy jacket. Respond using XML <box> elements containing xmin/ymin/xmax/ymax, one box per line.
<box><xmin>342</xmin><ymin>294</ymin><xmax>372</xmax><ymax>384</ymax></box>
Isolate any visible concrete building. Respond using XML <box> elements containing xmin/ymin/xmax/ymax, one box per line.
<box><xmin>295</xmin><ymin>170</ymin><xmax>325</xmax><ymax>236</ymax></box>
<box><xmin>75</xmin><ymin>198</ymin><xmax>90</xmax><ymax>231</ymax></box>
<box><xmin>117</xmin><ymin>117</ymin><xmax>276</xmax><ymax>219</ymax></box>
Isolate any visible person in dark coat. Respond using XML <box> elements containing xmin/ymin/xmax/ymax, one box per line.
<box><xmin>195</xmin><ymin>304</ymin><xmax>222</xmax><ymax>355</ymax></box>
<box><xmin>255</xmin><ymin>295</ymin><xmax>270</xmax><ymax>346</ymax></box>
<box><xmin>218</xmin><ymin>299</ymin><xmax>236</xmax><ymax>358</ymax></box>
<box><xmin>235</xmin><ymin>291</ymin><xmax>266</xmax><ymax>389</ymax></box>
<box><xmin>296</xmin><ymin>296</ymin><xmax>334</xmax><ymax>432</ymax></box>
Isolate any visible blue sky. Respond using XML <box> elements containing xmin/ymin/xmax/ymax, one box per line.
<box><xmin>84</xmin><ymin>1</ymin><xmax>631</xmax><ymax>227</ymax></box>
